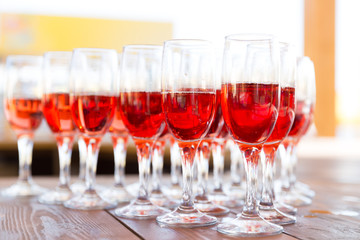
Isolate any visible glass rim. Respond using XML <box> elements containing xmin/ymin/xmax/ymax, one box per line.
<box><xmin>72</xmin><ymin>48</ymin><xmax>117</xmax><ymax>54</ymax></box>
<box><xmin>6</xmin><ymin>55</ymin><xmax>43</xmax><ymax>62</ymax></box>
<box><xmin>164</xmin><ymin>39</ymin><xmax>213</xmax><ymax>47</ymax></box>
<box><xmin>44</xmin><ymin>51</ymin><xmax>72</xmax><ymax>58</ymax></box>
<box><xmin>123</xmin><ymin>44</ymin><xmax>162</xmax><ymax>51</ymax></box>
<box><xmin>225</xmin><ymin>33</ymin><xmax>276</xmax><ymax>42</ymax></box>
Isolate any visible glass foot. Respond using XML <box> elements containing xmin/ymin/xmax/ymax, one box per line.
<box><xmin>295</xmin><ymin>182</ymin><xmax>315</xmax><ymax>199</ymax></box>
<box><xmin>195</xmin><ymin>198</ymin><xmax>230</xmax><ymax>216</ymax></box>
<box><xmin>100</xmin><ymin>185</ymin><xmax>134</xmax><ymax>204</ymax></box>
<box><xmin>1</xmin><ymin>181</ymin><xmax>47</xmax><ymax>197</ymax></box>
<box><xmin>163</xmin><ymin>184</ymin><xmax>183</xmax><ymax>200</ymax></box>
<box><xmin>150</xmin><ymin>192</ymin><xmax>179</xmax><ymax>209</ymax></box>
<box><xmin>38</xmin><ymin>185</ymin><xmax>72</xmax><ymax>205</ymax></box>
<box><xmin>156</xmin><ymin>205</ymin><xmax>217</xmax><ymax>228</ymax></box>
<box><xmin>274</xmin><ymin>201</ymin><xmax>297</xmax><ymax>215</ymax></box>
<box><xmin>70</xmin><ymin>181</ymin><xmax>86</xmax><ymax>195</ymax></box>
<box><xmin>64</xmin><ymin>189</ymin><xmax>116</xmax><ymax>210</ymax></box>
<box><xmin>279</xmin><ymin>190</ymin><xmax>312</xmax><ymax>207</ymax></box>
<box><xmin>259</xmin><ymin>207</ymin><xmax>296</xmax><ymax>225</ymax></box>
<box><xmin>224</xmin><ymin>184</ymin><xmax>246</xmax><ymax>200</ymax></box>
<box><xmin>217</xmin><ymin>214</ymin><xmax>283</xmax><ymax>237</ymax></box>
<box><xmin>209</xmin><ymin>190</ymin><xmax>243</xmax><ymax>208</ymax></box>
<box><xmin>115</xmin><ymin>198</ymin><xmax>170</xmax><ymax>219</ymax></box>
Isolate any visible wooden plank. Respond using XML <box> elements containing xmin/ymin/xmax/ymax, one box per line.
<box><xmin>109</xmin><ymin>209</ymin><xmax>295</xmax><ymax>240</ymax></box>
<box><xmin>0</xmin><ymin>197</ymin><xmax>139</xmax><ymax>240</ymax></box>
<box><xmin>304</xmin><ymin>0</ymin><xmax>336</xmax><ymax>136</ymax></box>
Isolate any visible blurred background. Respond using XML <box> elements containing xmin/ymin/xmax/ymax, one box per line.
<box><xmin>0</xmin><ymin>0</ymin><xmax>356</xmax><ymax>176</ymax></box>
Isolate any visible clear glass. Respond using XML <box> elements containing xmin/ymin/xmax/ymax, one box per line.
<box><xmin>70</xmin><ymin>135</ymin><xmax>87</xmax><ymax>194</ymax></box>
<box><xmin>150</xmin><ymin>137</ymin><xmax>179</xmax><ymax>209</ymax></box>
<box><xmin>38</xmin><ymin>52</ymin><xmax>75</xmax><ymax>204</ymax></box>
<box><xmin>2</xmin><ymin>55</ymin><xmax>47</xmax><ymax>197</ymax></box>
<box><xmin>64</xmin><ymin>48</ymin><xmax>118</xmax><ymax>210</ymax></box>
<box><xmin>258</xmin><ymin>43</ymin><xmax>297</xmax><ymax>225</ymax></box>
<box><xmin>217</xmin><ymin>34</ymin><xmax>283</xmax><ymax>237</ymax></box>
<box><xmin>164</xmin><ymin>137</ymin><xmax>183</xmax><ymax>199</ymax></box>
<box><xmin>156</xmin><ymin>39</ymin><xmax>217</xmax><ymax>227</ymax></box>
<box><xmin>114</xmin><ymin>45</ymin><xmax>170</xmax><ymax>218</ymax></box>
<box><xmin>279</xmin><ymin>56</ymin><xmax>316</xmax><ymax>207</ymax></box>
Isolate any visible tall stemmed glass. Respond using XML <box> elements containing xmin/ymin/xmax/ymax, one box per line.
<box><xmin>64</xmin><ymin>48</ymin><xmax>118</xmax><ymax>210</ymax></box>
<box><xmin>114</xmin><ymin>45</ymin><xmax>170</xmax><ymax>218</ymax></box>
<box><xmin>70</xmin><ymin>135</ymin><xmax>87</xmax><ymax>194</ymax></box>
<box><xmin>166</xmin><ymin>136</ymin><xmax>183</xmax><ymax>199</ymax></box>
<box><xmin>101</xmin><ymin>54</ymin><xmax>133</xmax><ymax>204</ymax></box>
<box><xmin>156</xmin><ymin>39</ymin><xmax>217</xmax><ymax>227</ymax></box>
<box><xmin>279</xmin><ymin>56</ymin><xmax>316</xmax><ymax>207</ymax></box>
<box><xmin>194</xmin><ymin>83</ymin><xmax>229</xmax><ymax>215</ymax></box>
<box><xmin>217</xmin><ymin>34</ymin><xmax>283</xmax><ymax>236</ymax></box>
<box><xmin>39</xmin><ymin>52</ymin><xmax>75</xmax><ymax>204</ymax></box>
<box><xmin>2</xmin><ymin>55</ymin><xmax>46</xmax><ymax>197</ymax></box>
<box><xmin>259</xmin><ymin>43</ymin><xmax>297</xmax><ymax>225</ymax></box>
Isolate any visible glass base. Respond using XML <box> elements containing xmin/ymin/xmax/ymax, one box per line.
<box><xmin>194</xmin><ymin>198</ymin><xmax>230</xmax><ymax>216</ymax></box>
<box><xmin>115</xmin><ymin>198</ymin><xmax>170</xmax><ymax>219</ymax></box>
<box><xmin>1</xmin><ymin>180</ymin><xmax>47</xmax><ymax>197</ymax></box>
<box><xmin>163</xmin><ymin>184</ymin><xmax>183</xmax><ymax>200</ymax></box>
<box><xmin>38</xmin><ymin>185</ymin><xmax>72</xmax><ymax>205</ymax></box>
<box><xmin>295</xmin><ymin>182</ymin><xmax>315</xmax><ymax>199</ymax></box>
<box><xmin>156</xmin><ymin>205</ymin><xmax>217</xmax><ymax>228</ymax></box>
<box><xmin>224</xmin><ymin>184</ymin><xmax>246</xmax><ymax>200</ymax></box>
<box><xmin>274</xmin><ymin>201</ymin><xmax>297</xmax><ymax>215</ymax></box>
<box><xmin>279</xmin><ymin>190</ymin><xmax>312</xmax><ymax>207</ymax></box>
<box><xmin>100</xmin><ymin>185</ymin><xmax>134</xmax><ymax>204</ymax></box>
<box><xmin>150</xmin><ymin>192</ymin><xmax>179</xmax><ymax>209</ymax></box>
<box><xmin>209</xmin><ymin>190</ymin><xmax>243</xmax><ymax>208</ymax></box>
<box><xmin>70</xmin><ymin>181</ymin><xmax>86</xmax><ymax>195</ymax></box>
<box><xmin>217</xmin><ymin>214</ymin><xmax>283</xmax><ymax>237</ymax></box>
<box><xmin>259</xmin><ymin>207</ymin><xmax>296</xmax><ymax>225</ymax></box>
<box><xmin>64</xmin><ymin>189</ymin><xmax>116</xmax><ymax>210</ymax></box>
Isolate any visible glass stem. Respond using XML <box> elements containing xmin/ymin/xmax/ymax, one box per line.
<box><xmin>260</xmin><ymin>144</ymin><xmax>278</xmax><ymax>208</ymax></box>
<box><xmin>170</xmin><ymin>140</ymin><xmax>182</xmax><ymax>186</ymax></box>
<box><xmin>85</xmin><ymin>138</ymin><xmax>101</xmax><ymax>192</ymax></box>
<box><xmin>112</xmin><ymin>135</ymin><xmax>128</xmax><ymax>187</ymax></box>
<box><xmin>212</xmin><ymin>140</ymin><xmax>225</xmax><ymax>191</ymax></box>
<box><xmin>78</xmin><ymin>136</ymin><xmax>87</xmax><ymax>181</ymax></box>
<box><xmin>289</xmin><ymin>145</ymin><xmax>298</xmax><ymax>188</ymax></box>
<box><xmin>152</xmin><ymin>140</ymin><xmax>165</xmax><ymax>193</ymax></box>
<box><xmin>57</xmin><ymin>136</ymin><xmax>74</xmax><ymax>188</ymax></box>
<box><xmin>17</xmin><ymin>134</ymin><xmax>34</xmax><ymax>183</ymax></box>
<box><xmin>134</xmin><ymin>140</ymin><xmax>152</xmax><ymax>201</ymax></box>
<box><xmin>178</xmin><ymin>141</ymin><xmax>199</xmax><ymax>208</ymax></box>
<box><xmin>240</xmin><ymin>145</ymin><xmax>261</xmax><ymax>216</ymax></box>
<box><xmin>280</xmin><ymin>142</ymin><xmax>294</xmax><ymax>192</ymax></box>
<box><xmin>196</xmin><ymin>141</ymin><xmax>210</xmax><ymax>198</ymax></box>
<box><xmin>230</xmin><ymin>142</ymin><xmax>242</xmax><ymax>186</ymax></box>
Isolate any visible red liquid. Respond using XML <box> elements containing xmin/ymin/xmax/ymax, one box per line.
<box><xmin>206</xmin><ymin>89</ymin><xmax>223</xmax><ymax>138</ymax></box>
<box><xmin>266</xmin><ymin>87</ymin><xmax>295</xmax><ymax>144</ymax></box>
<box><xmin>221</xmin><ymin>83</ymin><xmax>279</xmax><ymax>144</ymax></box>
<box><xmin>71</xmin><ymin>95</ymin><xmax>115</xmax><ymax>136</ymax></box>
<box><xmin>43</xmin><ymin>93</ymin><xmax>76</xmax><ymax>135</ymax></box>
<box><xmin>119</xmin><ymin>92</ymin><xmax>165</xmax><ymax>139</ymax></box>
<box><xmin>287</xmin><ymin>101</ymin><xmax>314</xmax><ymax>139</ymax></box>
<box><xmin>163</xmin><ymin>90</ymin><xmax>215</xmax><ymax>141</ymax></box>
<box><xmin>4</xmin><ymin>98</ymin><xmax>43</xmax><ymax>135</ymax></box>
<box><xmin>109</xmin><ymin>96</ymin><xmax>128</xmax><ymax>136</ymax></box>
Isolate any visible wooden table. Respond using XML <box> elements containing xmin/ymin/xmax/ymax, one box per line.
<box><xmin>0</xmin><ymin>156</ymin><xmax>359</xmax><ymax>240</ymax></box>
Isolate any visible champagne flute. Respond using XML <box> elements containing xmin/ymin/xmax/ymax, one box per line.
<box><xmin>156</xmin><ymin>39</ymin><xmax>217</xmax><ymax>227</ymax></box>
<box><xmin>259</xmin><ymin>43</ymin><xmax>297</xmax><ymax>225</ymax></box>
<box><xmin>2</xmin><ymin>55</ymin><xmax>46</xmax><ymax>197</ymax></box>
<box><xmin>114</xmin><ymin>45</ymin><xmax>170</xmax><ymax>218</ymax></box>
<box><xmin>64</xmin><ymin>48</ymin><xmax>118</xmax><ymax>210</ymax></box>
<box><xmin>279</xmin><ymin>56</ymin><xmax>316</xmax><ymax>207</ymax></box>
<box><xmin>39</xmin><ymin>51</ymin><xmax>75</xmax><ymax>204</ymax></box>
<box><xmin>217</xmin><ymin>34</ymin><xmax>283</xmax><ymax>236</ymax></box>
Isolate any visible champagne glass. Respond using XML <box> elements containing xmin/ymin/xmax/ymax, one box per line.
<box><xmin>114</xmin><ymin>45</ymin><xmax>170</xmax><ymax>218</ymax></box>
<box><xmin>150</xmin><ymin>128</ymin><xmax>179</xmax><ymax>209</ymax></box>
<box><xmin>64</xmin><ymin>48</ymin><xmax>118</xmax><ymax>210</ymax></box>
<box><xmin>2</xmin><ymin>55</ymin><xmax>46</xmax><ymax>197</ymax></box>
<box><xmin>70</xmin><ymin>135</ymin><xmax>87</xmax><ymax>194</ymax></box>
<box><xmin>259</xmin><ymin>43</ymin><xmax>297</xmax><ymax>225</ymax></box>
<box><xmin>194</xmin><ymin>82</ymin><xmax>229</xmax><ymax>215</ymax></box>
<box><xmin>217</xmin><ymin>34</ymin><xmax>283</xmax><ymax>236</ymax></box>
<box><xmin>210</xmin><ymin>124</ymin><xmax>242</xmax><ymax>207</ymax></box>
<box><xmin>279</xmin><ymin>56</ymin><xmax>316</xmax><ymax>207</ymax></box>
<box><xmin>39</xmin><ymin>51</ymin><xmax>75</xmax><ymax>204</ymax></box>
<box><xmin>156</xmin><ymin>39</ymin><xmax>217</xmax><ymax>227</ymax></box>
<box><xmin>101</xmin><ymin>54</ymin><xmax>133</xmax><ymax>204</ymax></box>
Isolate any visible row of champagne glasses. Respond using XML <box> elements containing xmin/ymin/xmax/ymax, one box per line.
<box><xmin>2</xmin><ymin>33</ymin><xmax>316</xmax><ymax>237</ymax></box>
